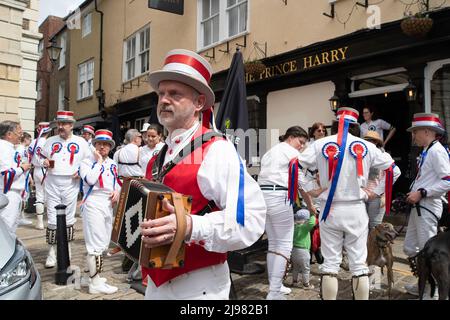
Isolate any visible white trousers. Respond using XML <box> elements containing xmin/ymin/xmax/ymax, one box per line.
<box><xmin>144</xmin><ymin>263</ymin><xmax>231</xmax><ymax>300</ymax></box>
<box><xmin>319</xmin><ymin>201</ymin><xmax>369</xmax><ymax>276</ymax></box>
<box><xmin>81</xmin><ymin>193</ymin><xmax>113</xmax><ymax>255</ymax></box>
<box><xmin>263</xmin><ymin>191</ymin><xmax>294</xmax><ymax>293</ymax></box>
<box><xmin>403</xmin><ymin>198</ymin><xmax>442</xmax><ymax>257</ymax></box>
<box><xmin>45</xmin><ymin>175</ymin><xmax>78</xmax><ymax>227</ymax></box>
<box><xmin>0</xmin><ymin>190</ymin><xmax>22</xmax><ymax>233</ymax></box>
<box><xmin>33</xmin><ymin>167</ymin><xmax>46</xmax><ymax>204</ymax></box>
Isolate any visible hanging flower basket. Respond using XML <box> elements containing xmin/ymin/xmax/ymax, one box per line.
<box><xmin>401</xmin><ymin>15</ymin><xmax>433</xmax><ymax>38</ymax></box>
<box><xmin>244</xmin><ymin>60</ymin><xmax>266</xmax><ymax>78</ymax></box>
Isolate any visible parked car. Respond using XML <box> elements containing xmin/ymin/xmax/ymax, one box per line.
<box><xmin>0</xmin><ymin>194</ymin><xmax>42</xmax><ymax>300</ymax></box>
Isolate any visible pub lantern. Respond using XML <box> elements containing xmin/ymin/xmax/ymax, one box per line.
<box><xmin>404</xmin><ymin>82</ymin><xmax>417</xmax><ymax>102</ymax></box>
<box><xmin>329</xmin><ymin>94</ymin><xmax>340</xmax><ymax>113</ymax></box>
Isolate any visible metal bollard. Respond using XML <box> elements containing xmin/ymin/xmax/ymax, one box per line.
<box><xmin>55</xmin><ymin>204</ymin><xmax>72</xmax><ymax>285</ymax></box>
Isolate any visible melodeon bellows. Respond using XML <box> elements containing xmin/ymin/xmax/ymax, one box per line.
<box><xmin>111</xmin><ymin>178</ymin><xmax>192</xmax><ymax>269</ymax></box>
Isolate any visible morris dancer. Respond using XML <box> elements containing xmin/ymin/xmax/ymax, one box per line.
<box><xmin>79</xmin><ymin>130</ymin><xmax>120</xmax><ymax>294</ymax></box>
<box><xmin>403</xmin><ymin>113</ymin><xmax>450</xmax><ymax>298</ymax></box>
<box><xmin>40</xmin><ymin>111</ymin><xmax>91</xmax><ymax>268</ymax></box>
<box><xmin>298</xmin><ymin>107</ymin><xmax>397</xmax><ymax>300</ymax></box>
<box><xmin>140</xmin><ymin>49</ymin><xmax>267</xmax><ymax>300</ymax></box>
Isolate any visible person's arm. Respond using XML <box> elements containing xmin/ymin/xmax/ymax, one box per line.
<box><xmin>383</xmin><ymin>127</ymin><xmax>396</xmax><ymax>148</ymax></box>
<box><xmin>299</xmin><ymin>188</ymin><xmax>316</xmax><ymax>215</ymax></box>
<box><xmin>422</xmin><ymin>148</ymin><xmax>450</xmax><ymax>198</ymax></box>
<box><xmin>79</xmin><ymin>158</ymin><xmax>102</xmax><ymax>186</ymax></box>
<box><xmin>380</xmin><ymin>120</ymin><xmax>396</xmax><ymax>148</ymax></box>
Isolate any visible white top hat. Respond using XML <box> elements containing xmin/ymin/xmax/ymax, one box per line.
<box><xmin>54</xmin><ymin>111</ymin><xmax>75</xmax><ymax>123</ymax></box>
<box><xmin>38</xmin><ymin>122</ymin><xmax>52</xmax><ymax>134</ymax></box>
<box><xmin>407</xmin><ymin>113</ymin><xmax>445</xmax><ymax>135</ymax></box>
<box><xmin>92</xmin><ymin>130</ymin><xmax>115</xmax><ymax>148</ymax></box>
<box><xmin>83</xmin><ymin>125</ymin><xmax>95</xmax><ymax>135</ymax></box>
<box><xmin>149</xmin><ymin>49</ymin><xmax>215</xmax><ymax>110</ymax></box>
<box><xmin>336</xmin><ymin>107</ymin><xmax>359</xmax><ymax>123</ymax></box>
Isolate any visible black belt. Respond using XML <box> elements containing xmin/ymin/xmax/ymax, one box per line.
<box><xmin>119</xmin><ymin>162</ymin><xmax>139</xmax><ymax>166</ymax></box>
<box><xmin>260</xmin><ymin>185</ymin><xmax>288</xmax><ymax>191</ymax></box>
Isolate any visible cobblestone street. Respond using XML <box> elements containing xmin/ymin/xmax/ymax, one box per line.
<box><xmin>15</xmin><ymin>211</ymin><xmax>421</xmax><ymax>301</ymax></box>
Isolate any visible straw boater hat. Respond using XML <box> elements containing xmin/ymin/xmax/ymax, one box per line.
<box><xmin>54</xmin><ymin>111</ymin><xmax>75</xmax><ymax>123</ymax></box>
<box><xmin>83</xmin><ymin>125</ymin><xmax>95</xmax><ymax>135</ymax></box>
<box><xmin>336</xmin><ymin>107</ymin><xmax>360</xmax><ymax>124</ymax></box>
<box><xmin>92</xmin><ymin>130</ymin><xmax>115</xmax><ymax>149</ymax></box>
<box><xmin>38</xmin><ymin>122</ymin><xmax>52</xmax><ymax>134</ymax></box>
<box><xmin>407</xmin><ymin>112</ymin><xmax>446</xmax><ymax>135</ymax></box>
<box><xmin>363</xmin><ymin>131</ymin><xmax>383</xmax><ymax>147</ymax></box>
<box><xmin>148</xmin><ymin>49</ymin><xmax>215</xmax><ymax>110</ymax></box>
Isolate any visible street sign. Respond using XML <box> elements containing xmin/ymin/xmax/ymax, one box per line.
<box><xmin>148</xmin><ymin>0</ymin><xmax>184</xmax><ymax>15</ymax></box>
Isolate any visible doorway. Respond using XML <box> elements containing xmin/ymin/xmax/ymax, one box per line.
<box><xmin>352</xmin><ymin>91</ymin><xmax>412</xmax><ymax>194</ymax></box>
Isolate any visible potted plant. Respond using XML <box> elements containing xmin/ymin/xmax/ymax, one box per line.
<box><xmin>401</xmin><ymin>11</ymin><xmax>433</xmax><ymax>38</ymax></box>
<box><xmin>244</xmin><ymin>60</ymin><xmax>266</xmax><ymax>78</ymax></box>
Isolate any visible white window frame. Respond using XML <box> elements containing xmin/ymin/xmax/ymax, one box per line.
<box><xmin>59</xmin><ymin>32</ymin><xmax>66</xmax><ymax>69</ymax></box>
<box><xmin>135</xmin><ymin>117</ymin><xmax>147</xmax><ymax>131</ymax></box>
<box><xmin>424</xmin><ymin>58</ymin><xmax>450</xmax><ymax>113</ymax></box>
<box><xmin>123</xmin><ymin>25</ymin><xmax>150</xmax><ymax>83</ymax></box>
<box><xmin>36</xmin><ymin>79</ymin><xmax>42</xmax><ymax>101</ymax></box>
<box><xmin>58</xmin><ymin>81</ymin><xmax>65</xmax><ymax>110</ymax></box>
<box><xmin>349</xmin><ymin>67</ymin><xmax>409</xmax><ymax>98</ymax></box>
<box><xmin>82</xmin><ymin>12</ymin><xmax>92</xmax><ymax>38</ymax></box>
<box><xmin>78</xmin><ymin>59</ymin><xmax>94</xmax><ymax>100</ymax></box>
<box><xmin>197</xmin><ymin>0</ymin><xmax>249</xmax><ymax>51</ymax></box>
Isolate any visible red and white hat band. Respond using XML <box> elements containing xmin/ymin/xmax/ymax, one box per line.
<box><xmin>412</xmin><ymin>116</ymin><xmax>444</xmax><ymax>130</ymax></box>
<box><xmin>56</xmin><ymin>111</ymin><xmax>74</xmax><ymax>120</ymax></box>
<box><xmin>39</xmin><ymin>122</ymin><xmax>50</xmax><ymax>127</ymax></box>
<box><xmin>164</xmin><ymin>54</ymin><xmax>212</xmax><ymax>84</ymax></box>
<box><xmin>83</xmin><ymin>125</ymin><xmax>95</xmax><ymax>134</ymax></box>
<box><xmin>337</xmin><ymin>109</ymin><xmax>359</xmax><ymax>123</ymax></box>
<box><xmin>95</xmin><ymin>130</ymin><xmax>113</xmax><ymax>141</ymax></box>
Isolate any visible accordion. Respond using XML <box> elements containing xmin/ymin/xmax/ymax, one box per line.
<box><xmin>111</xmin><ymin>178</ymin><xmax>192</xmax><ymax>269</ymax></box>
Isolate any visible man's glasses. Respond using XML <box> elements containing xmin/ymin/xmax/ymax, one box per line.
<box><xmin>316</xmin><ymin>129</ymin><xmax>326</xmax><ymax>133</ymax></box>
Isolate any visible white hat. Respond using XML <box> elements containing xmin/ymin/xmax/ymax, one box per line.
<box><xmin>336</xmin><ymin>107</ymin><xmax>359</xmax><ymax>124</ymax></box>
<box><xmin>38</xmin><ymin>122</ymin><xmax>52</xmax><ymax>134</ymax></box>
<box><xmin>407</xmin><ymin>113</ymin><xmax>445</xmax><ymax>135</ymax></box>
<box><xmin>141</xmin><ymin>123</ymin><xmax>150</xmax><ymax>133</ymax></box>
<box><xmin>92</xmin><ymin>130</ymin><xmax>115</xmax><ymax>148</ymax></box>
<box><xmin>83</xmin><ymin>125</ymin><xmax>95</xmax><ymax>135</ymax></box>
<box><xmin>149</xmin><ymin>49</ymin><xmax>215</xmax><ymax>110</ymax></box>
<box><xmin>54</xmin><ymin>111</ymin><xmax>75</xmax><ymax>123</ymax></box>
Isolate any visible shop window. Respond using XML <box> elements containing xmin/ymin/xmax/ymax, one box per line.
<box><xmin>135</xmin><ymin>117</ymin><xmax>147</xmax><ymax>131</ymax></box>
<box><xmin>431</xmin><ymin>64</ymin><xmax>450</xmax><ymax>134</ymax></box>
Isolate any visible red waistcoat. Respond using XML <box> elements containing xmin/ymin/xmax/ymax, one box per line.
<box><xmin>142</xmin><ymin>126</ymin><xmax>228</xmax><ymax>287</ymax></box>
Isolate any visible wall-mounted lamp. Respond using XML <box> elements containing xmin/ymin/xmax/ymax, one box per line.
<box><xmin>329</xmin><ymin>94</ymin><xmax>340</xmax><ymax>113</ymax></box>
<box><xmin>404</xmin><ymin>82</ymin><xmax>417</xmax><ymax>102</ymax></box>
<box><xmin>47</xmin><ymin>40</ymin><xmax>62</xmax><ymax>64</ymax></box>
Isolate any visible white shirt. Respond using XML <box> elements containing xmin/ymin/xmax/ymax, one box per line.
<box><xmin>410</xmin><ymin>140</ymin><xmax>450</xmax><ymax>197</ymax></box>
<box><xmin>41</xmin><ymin>134</ymin><xmax>91</xmax><ymax>176</ymax></box>
<box><xmin>28</xmin><ymin>137</ymin><xmax>47</xmax><ymax>167</ymax></box>
<box><xmin>360</xmin><ymin>119</ymin><xmax>392</xmax><ymax>141</ymax></box>
<box><xmin>161</xmin><ymin>122</ymin><xmax>267</xmax><ymax>253</ymax></box>
<box><xmin>0</xmin><ymin>139</ymin><xmax>26</xmax><ymax>192</ymax></box>
<box><xmin>11</xmin><ymin>144</ymin><xmax>30</xmax><ymax>191</ymax></box>
<box><xmin>258</xmin><ymin>142</ymin><xmax>300</xmax><ymax>188</ymax></box>
<box><xmin>139</xmin><ymin>142</ymin><xmax>165</xmax><ymax>172</ymax></box>
<box><xmin>79</xmin><ymin>157</ymin><xmax>120</xmax><ymax>197</ymax></box>
<box><xmin>298</xmin><ymin>133</ymin><xmax>395</xmax><ymax>203</ymax></box>
<box><xmin>113</xmin><ymin>143</ymin><xmax>143</xmax><ymax>177</ymax></box>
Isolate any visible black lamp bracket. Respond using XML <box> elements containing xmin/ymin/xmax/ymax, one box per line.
<box><xmin>323</xmin><ymin>3</ymin><xmax>335</xmax><ymax>19</ymax></box>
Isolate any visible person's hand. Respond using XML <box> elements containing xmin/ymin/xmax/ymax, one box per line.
<box><xmin>20</xmin><ymin>163</ymin><xmax>31</xmax><ymax>172</ymax></box>
<box><xmin>363</xmin><ymin>188</ymin><xmax>379</xmax><ymax>201</ymax></box>
<box><xmin>140</xmin><ymin>198</ymin><xmax>192</xmax><ymax>248</ymax></box>
<box><xmin>406</xmin><ymin>191</ymin><xmax>421</xmax><ymax>204</ymax></box>
<box><xmin>43</xmin><ymin>159</ymin><xmax>50</xmax><ymax>168</ymax></box>
<box><xmin>110</xmin><ymin>190</ymin><xmax>120</xmax><ymax>205</ymax></box>
<box><xmin>72</xmin><ymin>172</ymin><xmax>80</xmax><ymax>180</ymax></box>
<box><xmin>94</xmin><ymin>151</ymin><xmax>103</xmax><ymax>164</ymax></box>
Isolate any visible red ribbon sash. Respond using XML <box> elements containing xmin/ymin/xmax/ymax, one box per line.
<box><xmin>353</xmin><ymin>144</ymin><xmax>364</xmax><ymax>177</ymax></box>
<box><xmin>69</xmin><ymin>145</ymin><xmax>77</xmax><ymax>165</ymax></box>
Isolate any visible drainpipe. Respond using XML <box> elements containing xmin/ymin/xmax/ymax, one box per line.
<box><xmin>94</xmin><ymin>0</ymin><xmax>105</xmax><ymax>116</ymax></box>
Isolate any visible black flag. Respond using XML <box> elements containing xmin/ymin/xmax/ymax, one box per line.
<box><xmin>215</xmin><ymin>50</ymin><xmax>250</xmax><ymax>162</ymax></box>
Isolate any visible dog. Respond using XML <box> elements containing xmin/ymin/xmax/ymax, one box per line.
<box><xmin>367</xmin><ymin>223</ymin><xmax>398</xmax><ymax>299</ymax></box>
<box><xmin>417</xmin><ymin>230</ymin><xmax>450</xmax><ymax>300</ymax></box>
